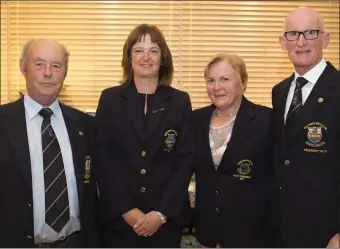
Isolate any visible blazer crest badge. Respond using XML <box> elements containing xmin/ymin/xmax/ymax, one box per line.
<box><xmin>84</xmin><ymin>156</ymin><xmax>91</xmax><ymax>184</ymax></box>
<box><xmin>163</xmin><ymin>129</ymin><xmax>177</xmax><ymax>152</ymax></box>
<box><xmin>304</xmin><ymin>122</ymin><xmax>326</xmax><ymax>148</ymax></box>
<box><xmin>233</xmin><ymin>159</ymin><xmax>253</xmax><ymax>180</ymax></box>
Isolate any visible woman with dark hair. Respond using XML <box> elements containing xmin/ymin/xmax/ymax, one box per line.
<box><xmin>95</xmin><ymin>23</ymin><xmax>194</xmax><ymax>248</ymax></box>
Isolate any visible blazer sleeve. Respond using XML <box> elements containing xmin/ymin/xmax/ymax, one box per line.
<box><xmin>272</xmin><ymin>84</ymin><xmax>278</xmax><ymax>109</ymax></box>
<box><xmin>338</xmin><ymin>174</ymin><xmax>340</xmax><ymax>234</ymax></box>
<box><xmin>94</xmin><ymin>89</ymin><xmax>135</xmax><ymax>219</ymax></box>
<box><xmin>338</xmin><ymin>95</ymin><xmax>340</xmax><ymax>235</ymax></box>
<box><xmin>156</xmin><ymin>93</ymin><xmax>194</xmax><ymax>221</ymax></box>
<box><xmin>81</xmin><ymin>116</ymin><xmax>102</xmax><ymax>247</ymax></box>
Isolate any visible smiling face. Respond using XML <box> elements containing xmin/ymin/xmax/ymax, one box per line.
<box><xmin>279</xmin><ymin>7</ymin><xmax>329</xmax><ymax>75</ymax></box>
<box><xmin>21</xmin><ymin>39</ymin><xmax>67</xmax><ymax>106</ymax></box>
<box><xmin>206</xmin><ymin>59</ymin><xmax>246</xmax><ymax>112</ymax></box>
<box><xmin>131</xmin><ymin>33</ymin><xmax>161</xmax><ymax>82</ymax></box>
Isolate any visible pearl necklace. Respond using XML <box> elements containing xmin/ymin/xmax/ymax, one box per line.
<box><xmin>214</xmin><ymin>108</ymin><xmax>238</xmax><ymax>117</ymax></box>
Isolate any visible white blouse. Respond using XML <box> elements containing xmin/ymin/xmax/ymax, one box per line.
<box><xmin>209</xmin><ymin>117</ymin><xmax>235</xmax><ymax>169</ymax></box>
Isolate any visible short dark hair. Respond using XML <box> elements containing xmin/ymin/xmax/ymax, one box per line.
<box><xmin>120</xmin><ymin>23</ymin><xmax>173</xmax><ymax>86</ymax></box>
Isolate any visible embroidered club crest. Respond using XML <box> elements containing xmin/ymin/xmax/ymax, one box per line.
<box><xmin>307</xmin><ymin>127</ymin><xmax>322</xmax><ymax>144</ymax></box>
<box><xmin>163</xmin><ymin>129</ymin><xmax>177</xmax><ymax>152</ymax></box>
<box><xmin>237</xmin><ymin>160</ymin><xmax>252</xmax><ymax>175</ymax></box>
<box><xmin>304</xmin><ymin>122</ymin><xmax>326</xmax><ymax>148</ymax></box>
<box><xmin>84</xmin><ymin>156</ymin><xmax>91</xmax><ymax>183</ymax></box>
<box><xmin>233</xmin><ymin>159</ymin><xmax>253</xmax><ymax>180</ymax></box>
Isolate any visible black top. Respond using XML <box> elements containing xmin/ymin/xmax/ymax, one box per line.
<box><xmin>137</xmin><ymin>92</ymin><xmax>155</xmax><ymax>132</ymax></box>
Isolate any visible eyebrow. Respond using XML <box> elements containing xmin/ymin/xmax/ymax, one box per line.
<box><xmin>35</xmin><ymin>57</ymin><xmax>46</xmax><ymax>62</ymax></box>
<box><xmin>132</xmin><ymin>45</ymin><xmax>160</xmax><ymax>49</ymax></box>
<box><xmin>208</xmin><ymin>74</ymin><xmax>232</xmax><ymax>78</ymax></box>
<box><xmin>35</xmin><ymin>57</ymin><xmax>62</xmax><ymax>64</ymax></box>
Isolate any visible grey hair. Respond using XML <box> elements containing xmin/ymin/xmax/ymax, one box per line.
<box><xmin>20</xmin><ymin>39</ymin><xmax>70</xmax><ymax>72</ymax></box>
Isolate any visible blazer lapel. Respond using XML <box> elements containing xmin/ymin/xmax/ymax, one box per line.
<box><xmin>122</xmin><ymin>85</ymin><xmax>145</xmax><ymax>142</ymax></box>
<box><xmin>199</xmin><ymin>105</ymin><xmax>216</xmax><ymax>171</ymax></box>
<box><xmin>278</xmin><ymin>74</ymin><xmax>294</xmax><ymax>146</ymax></box>
<box><xmin>287</xmin><ymin>63</ymin><xmax>338</xmax><ymax>143</ymax></box>
<box><xmin>219</xmin><ymin>96</ymin><xmax>255</xmax><ymax>171</ymax></box>
<box><xmin>146</xmin><ymin>86</ymin><xmax>170</xmax><ymax>141</ymax></box>
<box><xmin>61</xmin><ymin>104</ymin><xmax>84</xmax><ymax>201</ymax></box>
<box><xmin>3</xmin><ymin>98</ymin><xmax>32</xmax><ymax>189</ymax></box>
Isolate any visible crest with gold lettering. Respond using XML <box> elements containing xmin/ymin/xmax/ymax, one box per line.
<box><xmin>84</xmin><ymin>156</ymin><xmax>91</xmax><ymax>184</ymax></box>
<box><xmin>233</xmin><ymin>159</ymin><xmax>253</xmax><ymax>180</ymax></box>
<box><xmin>163</xmin><ymin>129</ymin><xmax>177</xmax><ymax>152</ymax></box>
<box><xmin>304</xmin><ymin>122</ymin><xmax>326</xmax><ymax>148</ymax></box>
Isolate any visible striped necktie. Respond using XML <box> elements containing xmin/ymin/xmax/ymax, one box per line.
<box><xmin>39</xmin><ymin>108</ymin><xmax>70</xmax><ymax>232</ymax></box>
<box><xmin>286</xmin><ymin>77</ymin><xmax>309</xmax><ymax>136</ymax></box>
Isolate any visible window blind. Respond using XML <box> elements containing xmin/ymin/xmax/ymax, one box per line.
<box><xmin>1</xmin><ymin>1</ymin><xmax>339</xmax><ymax>111</ymax></box>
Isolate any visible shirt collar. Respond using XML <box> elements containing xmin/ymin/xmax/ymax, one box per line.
<box><xmin>24</xmin><ymin>94</ymin><xmax>62</xmax><ymax>121</ymax></box>
<box><xmin>294</xmin><ymin>59</ymin><xmax>327</xmax><ymax>86</ymax></box>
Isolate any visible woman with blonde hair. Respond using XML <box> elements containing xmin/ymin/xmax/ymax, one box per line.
<box><xmin>192</xmin><ymin>53</ymin><xmax>274</xmax><ymax>247</ymax></box>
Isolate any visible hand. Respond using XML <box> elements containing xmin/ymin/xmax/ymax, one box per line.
<box><xmin>133</xmin><ymin>211</ymin><xmax>162</xmax><ymax>237</ymax></box>
<box><xmin>122</xmin><ymin>208</ymin><xmax>145</xmax><ymax>228</ymax></box>
<box><xmin>327</xmin><ymin>233</ymin><xmax>340</xmax><ymax>248</ymax></box>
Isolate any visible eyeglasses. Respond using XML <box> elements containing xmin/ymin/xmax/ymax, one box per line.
<box><xmin>284</xmin><ymin>29</ymin><xmax>324</xmax><ymax>41</ymax></box>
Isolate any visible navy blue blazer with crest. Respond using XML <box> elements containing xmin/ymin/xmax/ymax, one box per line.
<box><xmin>94</xmin><ymin>83</ymin><xmax>194</xmax><ymax>231</ymax></box>
<box><xmin>0</xmin><ymin>98</ymin><xmax>99</xmax><ymax>247</ymax></box>
<box><xmin>192</xmin><ymin>96</ymin><xmax>274</xmax><ymax>247</ymax></box>
<box><xmin>272</xmin><ymin>62</ymin><xmax>340</xmax><ymax>247</ymax></box>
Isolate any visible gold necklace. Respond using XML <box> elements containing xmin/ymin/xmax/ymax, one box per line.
<box><xmin>214</xmin><ymin>108</ymin><xmax>237</xmax><ymax>117</ymax></box>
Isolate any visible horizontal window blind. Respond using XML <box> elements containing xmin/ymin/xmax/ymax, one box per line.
<box><xmin>1</xmin><ymin>1</ymin><xmax>339</xmax><ymax>111</ymax></box>
<box><xmin>1</xmin><ymin>2</ymin><xmax>9</xmax><ymax>105</ymax></box>
<box><xmin>179</xmin><ymin>1</ymin><xmax>339</xmax><ymax>109</ymax></box>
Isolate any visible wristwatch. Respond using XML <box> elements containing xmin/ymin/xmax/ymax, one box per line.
<box><xmin>156</xmin><ymin>211</ymin><xmax>167</xmax><ymax>224</ymax></box>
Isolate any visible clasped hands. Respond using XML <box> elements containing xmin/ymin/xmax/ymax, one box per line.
<box><xmin>122</xmin><ymin>208</ymin><xmax>163</xmax><ymax>237</ymax></box>
<box><xmin>327</xmin><ymin>233</ymin><xmax>340</xmax><ymax>248</ymax></box>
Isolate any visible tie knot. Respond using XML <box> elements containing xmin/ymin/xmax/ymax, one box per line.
<box><xmin>39</xmin><ymin>108</ymin><xmax>53</xmax><ymax>119</ymax></box>
<box><xmin>296</xmin><ymin>77</ymin><xmax>309</xmax><ymax>89</ymax></box>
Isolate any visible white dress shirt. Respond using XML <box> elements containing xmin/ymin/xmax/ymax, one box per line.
<box><xmin>24</xmin><ymin>94</ymin><xmax>80</xmax><ymax>243</ymax></box>
<box><xmin>284</xmin><ymin>59</ymin><xmax>327</xmax><ymax>122</ymax></box>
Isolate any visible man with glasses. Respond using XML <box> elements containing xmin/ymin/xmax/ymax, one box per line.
<box><xmin>271</xmin><ymin>6</ymin><xmax>340</xmax><ymax>248</ymax></box>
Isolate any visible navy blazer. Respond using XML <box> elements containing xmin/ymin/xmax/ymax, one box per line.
<box><xmin>0</xmin><ymin>98</ymin><xmax>99</xmax><ymax>248</ymax></box>
<box><xmin>192</xmin><ymin>96</ymin><xmax>274</xmax><ymax>247</ymax></box>
<box><xmin>95</xmin><ymin>83</ymin><xmax>194</xmax><ymax>231</ymax></box>
<box><xmin>272</xmin><ymin>62</ymin><xmax>340</xmax><ymax>247</ymax></box>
